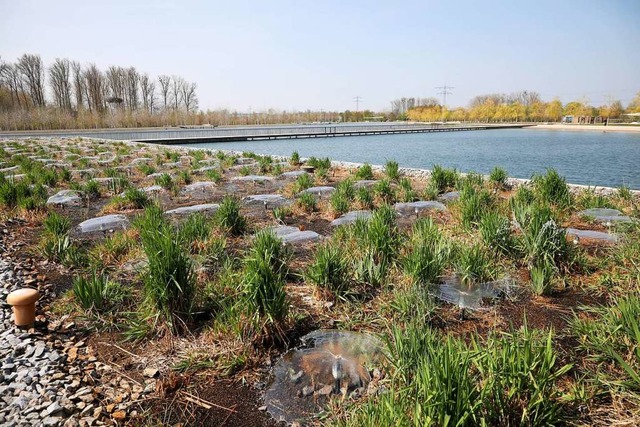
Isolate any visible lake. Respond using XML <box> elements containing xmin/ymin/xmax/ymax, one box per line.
<box><xmin>179</xmin><ymin>129</ymin><xmax>640</xmax><ymax>189</ymax></box>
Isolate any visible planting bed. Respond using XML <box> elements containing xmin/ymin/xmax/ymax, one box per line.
<box><xmin>0</xmin><ymin>137</ymin><xmax>639</xmax><ymax>426</ymax></box>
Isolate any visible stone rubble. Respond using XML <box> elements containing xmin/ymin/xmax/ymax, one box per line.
<box><xmin>0</xmin><ymin>234</ymin><xmax>155</xmax><ymax>426</ymax></box>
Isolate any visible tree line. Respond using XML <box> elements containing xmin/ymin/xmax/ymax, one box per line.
<box><xmin>0</xmin><ymin>53</ymin><xmax>198</xmax><ymax>130</ymax></box>
<box><xmin>396</xmin><ymin>90</ymin><xmax>640</xmax><ymax>123</ymax></box>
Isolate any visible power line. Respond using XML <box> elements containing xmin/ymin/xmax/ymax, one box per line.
<box><xmin>353</xmin><ymin>96</ymin><xmax>362</xmax><ymax>112</ymax></box>
<box><xmin>436</xmin><ymin>84</ymin><xmax>454</xmax><ymax>108</ymax></box>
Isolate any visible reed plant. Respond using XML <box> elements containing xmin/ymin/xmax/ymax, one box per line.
<box><xmin>290</xmin><ymin>151</ymin><xmax>300</xmax><ymax>166</ymax></box>
<box><xmin>356</xmin><ymin>187</ymin><xmax>375</xmax><ymax>210</ymax></box>
<box><xmin>458</xmin><ymin>182</ymin><xmax>495</xmax><ymax>229</ymax></box>
<box><xmin>154</xmin><ymin>173</ymin><xmax>174</xmax><ymax>190</ymax></box>
<box><xmin>72</xmin><ymin>272</ymin><xmax>127</xmax><ymax>313</ymax></box>
<box><xmin>293</xmin><ymin>173</ymin><xmax>314</xmax><ymax>193</ymax></box>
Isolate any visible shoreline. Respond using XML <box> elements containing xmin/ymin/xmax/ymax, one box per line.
<box><xmin>528</xmin><ymin>124</ymin><xmax>640</xmax><ymax>133</ymax></box>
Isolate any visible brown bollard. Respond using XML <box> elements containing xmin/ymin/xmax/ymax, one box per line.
<box><xmin>6</xmin><ymin>288</ymin><xmax>40</xmax><ymax>327</ymax></box>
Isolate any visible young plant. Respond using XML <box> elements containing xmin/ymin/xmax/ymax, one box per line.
<box><xmin>305</xmin><ymin>243</ymin><xmax>351</xmax><ymax>299</ymax></box>
<box><xmin>531</xmin><ymin>168</ymin><xmax>571</xmax><ymax>208</ymax></box>
<box><xmin>478</xmin><ymin>212</ymin><xmax>513</xmax><ymax>255</ymax></box>
<box><xmin>374</xmin><ymin>178</ymin><xmax>395</xmax><ymax>204</ymax></box>
<box><xmin>243</xmin><ymin>230</ymin><xmax>289</xmax><ymax>328</ymax></box>
<box><xmin>355</xmin><ymin>163</ymin><xmax>374</xmax><ymax>180</ymax></box>
<box><xmin>295</xmin><ymin>192</ymin><xmax>317</xmax><ymax>213</ymax></box>
<box><xmin>430</xmin><ymin>164</ymin><xmax>458</xmax><ymax>193</ymax></box>
<box><xmin>137</xmin><ymin>205</ymin><xmax>195</xmax><ymax>333</ymax></box>
<box><xmin>154</xmin><ymin>173</ymin><xmax>174</xmax><ymax>190</ymax></box>
<box><xmin>356</xmin><ymin>187</ymin><xmax>375</xmax><ymax>210</ymax></box>
<box><xmin>293</xmin><ymin>173</ymin><xmax>313</xmax><ymax>193</ymax></box>
<box><xmin>402</xmin><ymin>218</ymin><xmax>451</xmax><ymax>285</ymax></box>
<box><xmin>455</xmin><ymin>243</ymin><xmax>497</xmax><ymax>284</ymax></box>
<box><xmin>215</xmin><ymin>195</ymin><xmax>247</xmax><ymax>236</ymax></box>
<box><xmin>489</xmin><ymin>166</ymin><xmax>508</xmax><ymax>188</ymax></box>
<box><xmin>290</xmin><ymin>151</ymin><xmax>300</xmax><ymax>166</ymax></box>
<box><xmin>384</xmin><ymin>160</ymin><xmax>400</xmax><ymax>181</ymax></box>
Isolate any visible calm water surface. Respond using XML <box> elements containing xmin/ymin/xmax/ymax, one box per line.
<box><xmin>180</xmin><ymin>129</ymin><xmax>640</xmax><ymax>189</ymax></box>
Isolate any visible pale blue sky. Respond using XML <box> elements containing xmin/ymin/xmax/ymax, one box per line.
<box><xmin>1</xmin><ymin>0</ymin><xmax>639</xmax><ymax>111</ymax></box>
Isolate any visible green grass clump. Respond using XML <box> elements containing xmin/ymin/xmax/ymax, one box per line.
<box><xmin>397</xmin><ymin>177</ymin><xmax>417</xmax><ymax>202</ymax></box>
<box><xmin>330</xmin><ymin>180</ymin><xmax>355</xmax><ymax>216</ymax></box>
<box><xmin>83</xmin><ymin>179</ymin><xmax>101</xmax><ymax>200</ymax></box>
<box><xmin>243</xmin><ymin>230</ymin><xmax>289</xmax><ymax>331</ymax></box>
<box><xmin>531</xmin><ymin>168</ymin><xmax>571</xmax><ymax>208</ymax></box>
<box><xmin>530</xmin><ymin>258</ymin><xmax>556</xmax><ymax>296</ymax></box>
<box><xmin>290</xmin><ymin>151</ymin><xmax>300</xmax><ymax>166</ymax></box>
<box><xmin>489</xmin><ymin>166</ymin><xmax>508</xmax><ymax>188</ymax></box>
<box><xmin>305</xmin><ymin>243</ymin><xmax>351</xmax><ymax>299</ymax></box>
<box><xmin>338</xmin><ymin>323</ymin><xmax>570</xmax><ymax>426</ymax></box>
<box><xmin>73</xmin><ymin>272</ymin><xmax>127</xmax><ymax>312</ymax></box>
<box><xmin>455</xmin><ymin>243</ymin><xmax>497</xmax><ymax>284</ymax></box>
<box><xmin>430</xmin><ymin>164</ymin><xmax>459</xmax><ymax>193</ymax></box>
<box><xmin>178</xmin><ymin>213</ymin><xmax>212</xmax><ymax>249</ymax></box>
<box><xmin>295</xmin><ymin>192</ymin><xmax>317</xmax><ymax>213</ymax></box>
<box><xmin>138</xmin><ymin>164</ymin><xmax>156</xmax><ymax>176</ymax></box>
<box><xmin>617</xmin><ymin>185</ymin><xmax>632</xmax><ymax>201</ymax></box>
<box><xmin>43</xmin><ymin>211</ymin><xmax>71</xmax><ymax>237</ymax></box>
<box><xmin>154</xmin><ymin>173</ymin><xmax>174</xmax><ymax>190</ymax></box>
<box><xmin>123</xmin><ymin>187</ymin><xmax>151</xmax><ymax>209</ymax></box>
<box><xmin>137</xmin><ymin>205</ymin><xmax>195</xmax><ymax>333</ymax></box>
<box><xmin>402</xmin><ymin>218</ymin><xmax>451</xmax><ymax>285</ymax></box>
<box><xmin>384</xmin><ymin>160</ymin><xmax>400</xmax><ymax>181</ymax></box>
<box><xmin>350</xmin><ymin>205</ymin><xmax>399</xmax><ymax>288</ymax></box>
<box><xmin>307</xmin><ymin>156</ymin><xmax>331</xmax><ymax>170</ymax></box>
<box><xmin>293</xmin><ymin>173</ymin><xmax>314</xmax><ymax>193</ymax></box>
<box><xmin>458</xmin><ymin>183</ymin><xmax>495</xmax><ymax>229</ymax></box>
<box><xmin>576</xmin><ymin>188</ymin><xmax>617</xmax><ymax>210</ymax></box>
<box><xmin>479</xmin><ymin>212</ymin><xmax>513</xmax><ymax>255</ymax></box>
<box><xmin>177</xmin><ymin>170</ymin><xmax>192</xmax><ymax>185</ymax></box>
<box><xmin>215</xmin><ymin>195</ymin><xmax>247</xmax><ymax>236</ymax></box>
<box><xmin>512</xmin><ymin>201</ymin><xmax>569</xmax><ymax>268</ymax></box>
<box><xmin>205</xmin><ymin>168</ymin><xmax>222</xmax><ymax>184</ymax></box>
<box><xmin>356</xmin><ymin>187</ymin><xmax>374</xmax><ymax>210</ymax></box>
<box><xmin>374</xmin><ymin>178</ymin><xmax>395</xmax><ymax>204</ymax></box>
<box><xmin>571</xmin><ymin>295</ymin><xmax>640</xmax><ymax>390</ymax></box>
<box><xmin>355</xmin><ymin>163</ymin><xmax>374</xmax><ymax>180</ymax></box>
<box><xmin>0</xmin><ymin>180</ymin><xmax>46</xmax><ymax>210</ymax></box>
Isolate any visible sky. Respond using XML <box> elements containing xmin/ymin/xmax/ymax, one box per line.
<box><xmin>1</xmin><ymin>0</ymin><xmax>639</xmax><ymax>112</ymax></box>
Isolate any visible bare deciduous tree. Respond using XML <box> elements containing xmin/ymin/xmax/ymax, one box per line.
<box><xmin>49</xmin><ymin>58</ymin><xmax>73</xmax><ymax>111</ymax></box>
<box><xmin>71</xmin><ymin>61</ymin><xmax>85</xmax><ymax>111</ymax></box>
<box><xmin>17</xmin><ymin>54</ymin><xmax>46</xmax><ymax>107</ymax></box>
<box><xmin>84</xmin><ymin>64</ymin><xmax>106</xmax><ymax>113</ymax></box>
<box><xmin>158</xmin><ymin>75</ymin><xmax>171</xmax><ymax>110</ymax></box>
<box><xmin>180</xmin><ymin>81</ymin><xmax>198</xmax><ymax>112</ymax></box>
<box><xmin>140</xmin><ymin>73</ymin><xmax>156</xmax><ymax>113</ymax></box>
